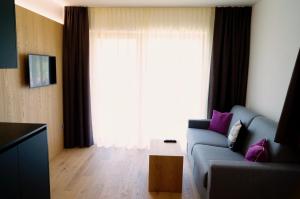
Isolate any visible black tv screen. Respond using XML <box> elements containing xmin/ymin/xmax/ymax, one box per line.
<box><xmin>28</xmin><ymin>54</ymin><xmax>56</xmax><ymax>88</ymax></box>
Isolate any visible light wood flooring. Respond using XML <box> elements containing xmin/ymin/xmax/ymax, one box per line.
<box><xmin>50</xmin><ymin>146</ymin><xmax>200</xmax><ymax>199</ymax></box>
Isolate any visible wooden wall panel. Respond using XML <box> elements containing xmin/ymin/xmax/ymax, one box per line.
<box><xmin>0</xmin><ymin>6</ymin><xmax>63</xmax><ymax>160</ymax></box>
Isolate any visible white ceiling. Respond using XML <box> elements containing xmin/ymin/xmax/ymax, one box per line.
<box><xmin>63</xmin><ymin>0</ymin><xmax>260</xmax><ymax>7</ymax></box>
<box><xmin>15</xmin><ymin>0</ymin><xmax>259</xmax><ymax>25</ymax></box>
<box><xmin>15</xmin><ymin>0</ymin><xmax>64</xmax><ymax>23</ymax></box>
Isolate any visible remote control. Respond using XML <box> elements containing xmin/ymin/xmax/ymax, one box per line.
<box><xmin>164</xmin><ymin>139</ymin><xmax>177</xmax><ymax>143</ymax></box>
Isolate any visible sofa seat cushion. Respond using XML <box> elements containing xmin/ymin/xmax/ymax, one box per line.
<box><xmin>192</xmin><ymin>144</ymin><xmax>244</xmax><ymax>189</ymax></box>
<box><xmin>187</xmin><ymin>128</ymin><xmax>228</xmax><ymax>156</ymax></box>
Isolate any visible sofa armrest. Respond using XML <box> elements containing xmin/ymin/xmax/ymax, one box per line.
<box><xmin>208</xmin><ymin>160</ymin><xmax>300</xmax><ymax>199</ymax></box>
<box><xmin>188</xmin><ymin>119</ymin><xmax>210</xmax><ymax>129</ymax></box>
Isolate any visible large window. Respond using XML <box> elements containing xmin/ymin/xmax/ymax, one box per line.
<box><xmin>90</xmin><ymin>8</ymin><xmax>214</xmax><ymax>148</ymax></box>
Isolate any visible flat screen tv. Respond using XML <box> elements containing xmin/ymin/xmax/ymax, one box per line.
<box><xmin>27</xmin><ymin>54</ymin><xmax>56</xmax><ymax>88</ymax></box>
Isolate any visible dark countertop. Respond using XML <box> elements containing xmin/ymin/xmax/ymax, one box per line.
<box><xmin>0</xmin><ymin>122</ymin><xmax>47</xmax><ymax>153</ymax></box>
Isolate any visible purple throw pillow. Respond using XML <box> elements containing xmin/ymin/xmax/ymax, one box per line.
<box><xmin>245</xmin><ymin>139</ymin><xmax>269</xmax><ymax>162</ymax></box>
<box><xmin>208</xmin><ymin>110</ymin><xmax>233</xmax><ymax>135</ymax></box>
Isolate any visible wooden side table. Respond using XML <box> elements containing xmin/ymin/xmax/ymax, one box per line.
<box><xmin>148</xmin><ymin>139</ymin><xmax>183</xmax><ymax>193</ymax></box>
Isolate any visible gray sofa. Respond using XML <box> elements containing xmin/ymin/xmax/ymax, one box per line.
<box><xmin>187</xmin><ymin>105</ymin><xmax>300</xmax><ymax>199</ymax></box>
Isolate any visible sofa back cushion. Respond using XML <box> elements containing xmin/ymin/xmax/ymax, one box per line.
<box><xmin>228</xmin><ymin>105</ymin><xmax>259</xmax><ymax>133</ymax></box>
<box><xmin>241</xmin><ymin>116</ymin><xmax>300</xmax><ymax>163</ymax></box>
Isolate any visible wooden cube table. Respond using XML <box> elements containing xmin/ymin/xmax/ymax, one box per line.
<box><xmin>148</xmin><ymin>139</ymin><xmax>183</xmax><ymax>193</ymax></box>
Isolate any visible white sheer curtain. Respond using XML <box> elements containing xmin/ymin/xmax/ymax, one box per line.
<box><xmin>89</xmin><ymin>8</ymin><xmax>215</xmax><ymax>148</ymax></box>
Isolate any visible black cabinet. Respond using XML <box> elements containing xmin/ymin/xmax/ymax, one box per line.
<box><xmin>19</xmin><ymin>130</ymin><xmax>50</xmax><ymax>199</ymax></box>
<box><xmin>0</xmin><ymin>123</ymin><xmax>50</xmax><ymax>199</ymax></box>
<box><xmin>0</xmin><ymin>0</ymin><xmax>18</xmax><ymax>68</ymax></box>
<box><xmin>0</xmin><ymin>146</ymin><xmax>19</xmax><ymax>198</ymax></box>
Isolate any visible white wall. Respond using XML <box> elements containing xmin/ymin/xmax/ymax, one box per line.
<box><xmin>15</xmin><ymin>0</ymin><xmax>64</xmax><ymax>24</ymax></box>
<box><xmin>246</xmin><ymin>0</ymin><xmax>300</xmax><ymax>121</ymax></box>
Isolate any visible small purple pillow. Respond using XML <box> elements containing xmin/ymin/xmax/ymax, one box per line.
<box><xmin>208</xmin><ymin>110</ymin><xmax>233</xmax><ymax>135</ymax></box>
<box><xmin>245</xmin><ymin>139</ymin><xmax>269</xmax><ymax>162</ymax></box>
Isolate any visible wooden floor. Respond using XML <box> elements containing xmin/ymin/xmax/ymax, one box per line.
<box><xmin>50</xmin><ymin>146</ymin><xmax>200</xmax><ymax>199</ymax></box>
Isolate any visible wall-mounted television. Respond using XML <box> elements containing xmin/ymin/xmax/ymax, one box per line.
<box><xmin>27</xmin><ymin>54</ymin><xmax>56</xmax><ymax>88</ymax></box>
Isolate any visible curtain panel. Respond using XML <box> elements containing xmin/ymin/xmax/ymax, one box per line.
<box><xmin>89</xmin><ymin>8</ymin><xmax>214</xmax><ymax>148</ymax></box>
<box><xmin>275</xmin><ymin>49</ymin><xmax>300</xmax><ymax>148</ymax></box>
<box><xmin>207</xmin><ymin>7</ymin><xmax>252</xmax><ymax>117</ymax></box>
<box><xmin>63</xmin><ymin>7</ymin><xmax>93</xmax><ymax>148</ymax></box>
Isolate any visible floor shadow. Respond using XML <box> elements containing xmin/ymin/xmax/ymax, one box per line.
<box><xmin>149</xmin><ymin>191</ymin><xmax>182</xmax><ymax>199</ymax></box>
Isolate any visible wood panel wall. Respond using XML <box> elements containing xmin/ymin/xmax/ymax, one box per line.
<box><xmin>0</xmin><ymin>6</ymin><xmax>63</xmax><ymax>160</ymax></box>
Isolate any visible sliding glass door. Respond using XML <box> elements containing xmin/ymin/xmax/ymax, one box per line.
<box><xmin>89</xmin><ymin>8</ymin><xmax>214</xmax><ymax>148</ymax></box>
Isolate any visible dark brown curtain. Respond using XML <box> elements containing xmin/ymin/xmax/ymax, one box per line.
<box><xmin>207</xmin><ymin>7</ymin><xmax>252</xmax><ymax>117</ymax></box>
<box><xmin>275</xmin><ymin>49</ymin><xmax>300</xmax><ymax>147</ymax></box>
<box><xmin>63</xmin><ymin>7</ymin><xmax>93</xmax><ymax>148</ymax></box>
